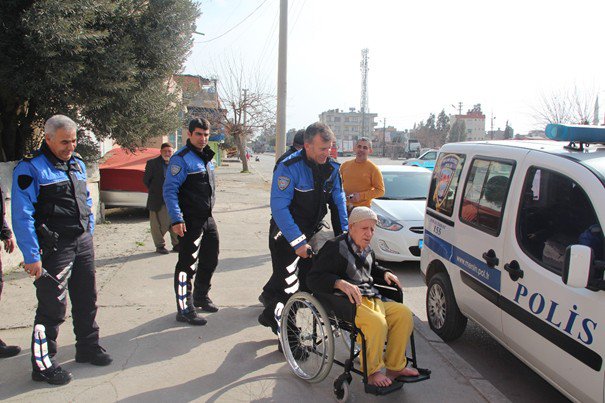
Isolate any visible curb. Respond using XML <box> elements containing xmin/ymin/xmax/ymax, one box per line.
<box><xmin>414</xmin><ymin>317</ymin><xmax>510</xmax><ymax>402</ymax></box>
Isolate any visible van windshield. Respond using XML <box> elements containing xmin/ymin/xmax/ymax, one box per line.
<box><xmin>579</xmin><ymin>157</ymin><xmax>605</xmax><ymax>187</ymax></box>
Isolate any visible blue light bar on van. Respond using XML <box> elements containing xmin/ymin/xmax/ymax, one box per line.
<box><xmin>545</xmin><ymin>124</ymin><xmax>605</xmax><ymax>143</ymax></box>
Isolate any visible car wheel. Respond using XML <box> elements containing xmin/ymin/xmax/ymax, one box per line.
<box><xmin>426</xmin><ymin>272</ymin><xmax>467</xmax><ymax>341</ymax></box>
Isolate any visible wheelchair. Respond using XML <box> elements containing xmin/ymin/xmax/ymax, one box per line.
<box><xmin>279</xmin><ymin>282</ymin><xmax>431</xmax><ymax>401</ymax></box>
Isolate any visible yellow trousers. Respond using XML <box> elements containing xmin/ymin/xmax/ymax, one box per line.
<box><xmin>354</xmin><ymin>296</ymin><xmax>414</xmax><ymax>376</ymax></box>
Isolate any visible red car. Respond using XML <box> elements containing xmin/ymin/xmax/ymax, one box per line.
<box><xmin>100</xmin><ymin>147</ymin><xmax>159</xmax><ymax>208</ymax></box>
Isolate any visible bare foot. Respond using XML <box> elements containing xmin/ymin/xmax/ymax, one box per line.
<box><xmin>386</xmin><ymin>366</ymin><xmax>420</xmax><ymax>380</ymax></box>
<box><xmin>368</xmin><ymin>371</ymin><xmax>392</xmax><ymax>387</ymax></box>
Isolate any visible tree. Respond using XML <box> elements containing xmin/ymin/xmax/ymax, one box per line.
<box><xmin>436</xmin><ymin>109</ymin><xmax>450</xmax><ymax>144</ymax></box>
<box><xmin>0</xmin><ymin>0</ymin><xmax>199</xmax><ymax>161</ymax></box>
<box><xmin>533</xmin><ymin>86</ymin><xmax>597</xmax><ymax>127</ymax></box>
<box><xmin>447</xmin><ymin>120</ymin><xmax>466</xmax><ymax>143</ymax></box>
<box><xmin>470</xmin><ymin>104</ymin><xmax>483</xmax><ymax>114</ymax></box>
<box><xmin>504</xmin><ymin>121</ymin><xmax>514</xmax><ymax>139</ymax></box>
<box><xmin>215</xmin><ymin>58</ymin><xmax>275</xmax><ymax>172</ymax></box>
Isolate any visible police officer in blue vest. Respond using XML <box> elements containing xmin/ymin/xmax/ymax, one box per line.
<box><xmin>164</xmin><ymin>118</ymin><xmax>220</xmax><ymax>326</ymax></box>
<box><xmin>258</xmin><ymin>122</ymin><xmax>348</xmax><ymax>335</ymax></box>
<box><xmin>12</xmin><ymin>115</ymin><xmax>111</xmax><ymax>386</ymax></box>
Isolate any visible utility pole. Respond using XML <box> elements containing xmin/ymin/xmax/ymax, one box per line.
<box><xmin>490</xmin><ymin>112</ymin><xmax>496</xmax><ymax>140</ymax></box>
<box><xmin>274</xmin><ymin>0</ymin><xmax>288</xmax><ymax>162</ymax></box>
<box><xmin>382</xmin><ymin>118</ymin><xmax>386</xmax><ymax>157</ymax></box>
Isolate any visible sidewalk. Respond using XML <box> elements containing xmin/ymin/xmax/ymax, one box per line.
<box><xmin>0</xmin><ymin>161</ymin><xmax>508</xmax><ymax>402</ymax></box>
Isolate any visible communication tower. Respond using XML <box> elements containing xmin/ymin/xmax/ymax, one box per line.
<box><xmin>360</xmin><ymin>48</ymin><xmax>369</xmax><ymax>136</ymax></box>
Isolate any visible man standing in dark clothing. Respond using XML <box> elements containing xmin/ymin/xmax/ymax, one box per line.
<box><xmin>143</xmin><ymin>142</ymin><xmax>179</xmax><ymax>254</ymax></box>
<box><xmin>0</xmin><ymin>183</ymin><xmax>18</xmax><ymax>359</ymax></box>
<box><xmin>164</xmin><ymin>118</ymin><xmax>220</xmax><ymax>326</ymax></box>
<box><xmin>258</xmin><ymin>122</ymin><xmax>348</xmax><ymax>335</ymax></box>
<box><xmin>12</xmin><ymin>115</ymin><xmax>111</xmax><ymax>386</ymax></box>
<box><xmin>274</xmin><ymin>129</ymin><xmax>305</xmax><ymax>169</ymax></box>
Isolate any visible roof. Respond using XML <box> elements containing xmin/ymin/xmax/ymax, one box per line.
<box><xmin>443</xmin><ymin>140</ymin><xmax>605</xmax><ymax>178</ymax></box>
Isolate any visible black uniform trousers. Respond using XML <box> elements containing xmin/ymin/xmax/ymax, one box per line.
<box><xmin>31</xmin><ymin>231</ymin><xmax>99</xmax><ymax>372</ymax></box>
<box><xmin>261</xmin><ymin>220</ymin><xmax>313</xmax><ymax>328</ymax></box>
<box><xmin>173</xmin><ymin>216</ymin><xmax>219</xmax><ymax>313</ymax></box>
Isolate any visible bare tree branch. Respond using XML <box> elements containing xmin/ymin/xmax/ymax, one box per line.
<box><xmin>533</xmin><ymin>86</ymin><xmax>596</xmax><ymax>127</ymax></box>
<box><xmin>211</xmin><ymin>55</ymin><xmax>275</xmax><ymax>172</ymax></box>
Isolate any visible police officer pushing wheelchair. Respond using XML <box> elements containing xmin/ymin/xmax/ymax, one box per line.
<box><xmin>258</xmin><ymin>122</ymin><xmax>348</xmax><ymax>337</ymax></box>
<box><xmin>12</xmin><ymin>115</ymin><xmax>111</xmax><ymax>386</ymax></box>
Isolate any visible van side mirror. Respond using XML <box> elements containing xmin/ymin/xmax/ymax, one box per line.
<box><xmin>563</xmin><ymin>245</ymin><xmax>592</xmax><ymax>288</ymax></box>
<box><xmin>563</xmin><ymin>245</ymin><xmax>605</xmax><ymax>291</ymax></box>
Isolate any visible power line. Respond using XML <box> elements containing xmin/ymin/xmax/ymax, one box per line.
<box><xmin>198</xmin><ymin>0</ymin><xmax>271</xmax><ymax>44</ymax></box>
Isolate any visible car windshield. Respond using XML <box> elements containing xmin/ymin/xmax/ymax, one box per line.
<box><xmin>379</xmin><ymin>171</ymin><xmax>432</xmax><ymax>200</ymax></box>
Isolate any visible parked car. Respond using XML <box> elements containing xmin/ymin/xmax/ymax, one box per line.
<box><xmin>402</xmin><ymin>149</ymin><xmax>438</xmax><ymax>170</ymax></box>
<box><xmin>369</xmin><ymin>165</ymin><xmax>432</xmax><ymax>262</ymax></box>
<box><xmin>422</xmin><ymin>124</ymin><xmax>605</xmax><ymax>402</ymax></box>
<box><xmin>100</xmin><ymin>147</ymin><xmax>159</xmax><ymax>209</ymax></box>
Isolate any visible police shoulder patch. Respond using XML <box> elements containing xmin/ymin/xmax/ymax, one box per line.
<box><xmin>277</xmin><ymin>176</ymin><xmax>291</xmax><ymax>190</ymax></box>
<box><xmin>18</xmin><ymin>175</ymin><xmax>33</xmax><ymax>190</ymax></box>
<box><xmin>170</xmin><ymin>164</ymin><xmax>182</xmax><ymax>176</ymax></box>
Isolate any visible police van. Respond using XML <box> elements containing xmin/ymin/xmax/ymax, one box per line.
<box><xmin>421</xmin><ymin>124</ymin><xmax>605</xmax><ymax>402</ymax></box>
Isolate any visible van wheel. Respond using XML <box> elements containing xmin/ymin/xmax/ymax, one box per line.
<box><xmin>426</xmin><ymin>272</ymin><xmax>467</xmax><ymax>341</ymax></box>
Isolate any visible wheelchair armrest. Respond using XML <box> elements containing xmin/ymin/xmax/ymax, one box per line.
<box><xmin>374</xmin><ymin>282</ymin><xmax>403</xmax><ymax>303</ymax></box>
<box><xmin>313</xmin><ymin>292</ymin><xmax>356</xmax><ymax>324</ymax></box>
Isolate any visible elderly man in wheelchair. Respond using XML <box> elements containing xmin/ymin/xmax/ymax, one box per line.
<box><xmin>278</xmin><ymin>207</ymin><xmax>429</xmax><ymax>399</ymax></box>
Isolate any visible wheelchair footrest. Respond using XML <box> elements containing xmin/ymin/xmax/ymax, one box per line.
<box><xmin>394</xmin><ymin>367</ymin><xmax>431</xmax><ymax>383</ymax></box>
<box><xmin>364</xmin><ymin>381</ymin><xmax>403</xmax><ymax>395</ymax></box>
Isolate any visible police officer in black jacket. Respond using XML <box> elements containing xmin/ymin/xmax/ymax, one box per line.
<box><xmin>258</xmin><ymin>122</ymin><xmax>348</xmax><ymax>335</ymax></box>
<box><xmin>12</xmin><ymin>115</ymin><xmax>111</xmax><ymax>386</ymax></box>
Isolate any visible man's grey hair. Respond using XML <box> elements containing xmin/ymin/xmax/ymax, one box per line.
<box><xmin>357</xmin><ymin>137</ymin><xmax>373</xmax><ymax>148</ymax></box>
<box><xmin>304</xmin><ymin>122</ymin><xmax>336</xmax><ymax>144</ymax></box>
<box><xmin>44</xmin><ymin>115</ymin><xmax>77</xmax><ymax>138</ymax></box>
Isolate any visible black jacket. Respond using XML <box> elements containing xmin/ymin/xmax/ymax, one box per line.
<box><xmin>143</xmin><ymin>155</ymin><xmax>168</xmax><ymax>211</ymax></box>
<box><xmin>307</xmin><ymin>234</ymin><xmax>389</xmax><ymax>297</ymax></box>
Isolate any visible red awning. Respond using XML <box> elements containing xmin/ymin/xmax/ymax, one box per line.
<box><xmin>100</xmin><ymin>148</ymin><xmax>160</xmax><ymax>192</ymax></box>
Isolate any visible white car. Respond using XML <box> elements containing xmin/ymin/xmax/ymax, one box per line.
<box><xmin>370</xmin><ymin>165</ymin><xmax>432</xmax><ymax>262</ymax></box>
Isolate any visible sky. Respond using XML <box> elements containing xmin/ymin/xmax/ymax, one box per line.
<box><xmin>185</xmin><ymin>0</ymin><xmax>605</xmax><ymax>135</ymax></box>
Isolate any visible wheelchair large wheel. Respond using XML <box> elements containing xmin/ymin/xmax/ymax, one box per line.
<box><xmin>280</xmin><ymin>292</ymin><xmax>335</xmax><ymax>383</ymax></box>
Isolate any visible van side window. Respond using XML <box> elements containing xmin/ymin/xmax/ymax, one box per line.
<box><xmin>427</xmin><ymin>153</ymin><xmax>466</xmax><ymax>217</ymax></box>
<box><xmin>517</xmin><ymin>167</ymin><xmax>603</xmax><ymax>275</ymax></box>
<box><xmin>460</xmin><ymin>159</ymin><xmax>513</xmax><ymax>236</ymax></box>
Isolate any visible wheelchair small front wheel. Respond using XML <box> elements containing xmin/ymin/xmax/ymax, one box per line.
<box><xmin>280</xmin><ymin>292</ymin><xmax>335</xmax><ymax>383</ymax></box>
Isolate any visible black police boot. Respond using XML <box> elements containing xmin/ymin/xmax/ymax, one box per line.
<box><xmin>75</xmin><ymin>345</ymin><xmax>113</xmax><ymax>366</ymax></box>
<box><xmin>32</xmin><ymin>366</ymin><xmax>72</xmax><ymax>385</ymax></box>
<box><xmin>193</xmin><ymin>295</ymin><xmax>219</xmax><ymax>312</ymax></box>
<box><xmin>258</xmin><ymin>292</ymin><xmax>271</xmax><ymax>307</ymax></box>
<box><xmin>258</xmin><ymin>312</ymin><xmax>278</xmax><ymax>335</ymax></box>
<box><xmin>176</xmin><ymin>310</ymin><xmax>207</xmax><ymax>326</ymax></box>
<box><xmin>0</xmin><ymin>339</ymin><xmax>21</xmax><ymax>358</ymax></box>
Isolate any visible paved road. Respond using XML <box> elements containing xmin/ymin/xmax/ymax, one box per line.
<box><xmin>255</xmin><ymin>152</ymin><xmax>569</xmax><ymax>402</ymax></box>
